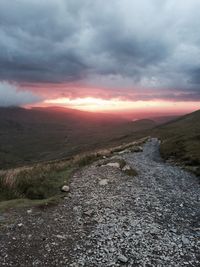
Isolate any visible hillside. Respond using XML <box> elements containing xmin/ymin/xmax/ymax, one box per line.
<box><xmin>153</xmin><ymin>109</ymin><xmax>200</xmax><ymax>175</ymax></box>
<box><xmin>0</xmin><ymin>107</ymin><xmax>156</xmax><ymax>169</ymax></box>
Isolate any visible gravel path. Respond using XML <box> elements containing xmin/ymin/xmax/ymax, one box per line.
<box><xmin>0</xmin><ymin>138</ymin><xmax>199</xmax><ymax>266</ymax></box>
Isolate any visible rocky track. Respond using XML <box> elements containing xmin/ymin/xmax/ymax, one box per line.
<box><xmin>0</xmin><ymin>138</ymin><xmax>199</xmax><ymax>266</ymax></box>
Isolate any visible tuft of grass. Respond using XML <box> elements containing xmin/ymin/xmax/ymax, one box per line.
<box><xmin>0</xmin><ymin>161</ymin><xmax>74</xmax><ymax>205</ymax></box>
<box><xmin>124</xmin><ymin>168</ymin><xmax>138</xmax><ymax>177</ymax></box>
<box><xmin>110</xmin><ymin>137</ymin><xmax>148</xmax><ymax>154</ymax></box>
<box><xmin>0</xmin><ymin>137</ymin><xmax>147</xmax><ymax>210</ymax></box>
<box><xmin>0</xmin><ymin>196</ymin><xmax>61</xmax><ymax>212</ymax></box>
<box><xmin>76</xmin><ymin>153</ymin><xmax>101</xmax><ymax>167</ymax></box>
<box><xmin>0</xmin><ymin>151</ymin><xmax>104</xmax><ymax>210</ymax></box>
<box><xmin>118</xmin><ymin>159</ymin><xmax>127</xmax><ymax>169</ymax></box>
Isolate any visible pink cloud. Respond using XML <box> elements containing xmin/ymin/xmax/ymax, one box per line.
<box><xmin>19</xmin><ymin>82</ymin><xmax>200</xmax><ymax>103</ymax></box>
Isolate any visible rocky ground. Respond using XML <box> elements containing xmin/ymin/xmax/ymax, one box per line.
<box><xmin>0</xmin><ymin>138</ymin><xmax>199</xmax><ymax>266</ymax></box>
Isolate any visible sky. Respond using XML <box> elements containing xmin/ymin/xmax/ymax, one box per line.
<box><xmin>0</xmin><ymin>0</ymin><xmax>200</xmax><ymax>114</ymax></box>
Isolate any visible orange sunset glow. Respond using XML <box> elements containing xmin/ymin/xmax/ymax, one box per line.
<box><xmin>43</xmin><ymin>96</ymin><xmax>200</xmax><ymax>114</ymax></box>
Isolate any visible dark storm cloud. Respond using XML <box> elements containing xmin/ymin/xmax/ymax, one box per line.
<box><xmin>0</xmin><ymin>0</ymin><xmax>200</xmax><ymax>102</ymax></box>
<box><xmin>0</xmin><ymin>0</ymin><xmax>87</xmax><ymax>83</ymax></box>
<box><xmin>189</xmin><ymin>68</ymin><xmax>200</xmax><ymax>85</ymax></box>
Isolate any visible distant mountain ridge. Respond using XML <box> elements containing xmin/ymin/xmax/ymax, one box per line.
<box><xmin>0</xmin><ymin>107</ymin><xmax>156</xmax><ymax>169</ymax></box>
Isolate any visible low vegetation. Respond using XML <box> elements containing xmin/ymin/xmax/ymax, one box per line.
<box><xmin>0</xmin><ymin>107</ymin><xmax>155</xmax><ymax>169</ymax></box>
<box><xmin>76</xmin><ymin>154</ymin><xmax>101</xmax><ymax>167</ymax></box>
<box><xmin>1</xmin><ymin>108</ymin><xmax>199</xmax><ymax>212</ymax></box>
<box><xmin>0</xmin><ymin>138</ymin><xmax>146</xmax><ymax>210</ymax></box>
<box><xmin>124</xmin><ymin>168</ymin><xmax>138</xmax><ymax>177</ymax></box>
<box><xmin>153</xmin><ymin>110</ymin><xmax>200</xmax><ymax>176</ymax></box>
<box><xmin>0</xmin><ymin>161</ymin><xmax>74</xmax><ymax>210</ymax></box>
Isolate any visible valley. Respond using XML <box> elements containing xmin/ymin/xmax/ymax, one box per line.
<box><xmin>0</xmin><ymin>107</ymin><xmax>156</xmax><ymax>169</ymax></box>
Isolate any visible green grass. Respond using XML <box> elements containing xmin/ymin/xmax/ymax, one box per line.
<box><xmin>0</xmin><ymin>150</ymin><xmax>111</xmax><ymax>210</ymax></box>
<box><xmin>0</xmin><ymin>196</ymin><xmax>61</xmax><ymax>212</ymax></box>
<box><xmin>0</xmin><ymin>160</ymin><xmax>75</xmax><ymax>211</ymax></box>
<box><xmin>0</xmin><ymin>164</ymin><xmax>73</xmax><ymax>201</ymax></box>
<box><xmin>0</xmin><ymin>138</ymin><xmax>147</xmax><ymax>211</ymax></box>
<box><xmin>124</xmin><ymin>168</ymin><xmax>138</xmax><ymax>177</ymax></box>
<box><xmin>153</xmin><ymin>110</ymin><xmax>200</xmax><ymax>176</ymax></box>
<box><xmin>117</xmin><ymin>159</ymin><xmax>127</xmax><ymax>169</ymax></box>
<box><xmin>76</xmin><ymin>154</ymin><xmax>101</xmax><ymax>167</ymax></box>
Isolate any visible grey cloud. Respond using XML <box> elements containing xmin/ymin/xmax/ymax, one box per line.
<box><xmin>0</xmin><ymin>82</ymin><xmax>43</xmax><ymax>106</ymax></box>
<box><xmin>0</xmin><ymin>0</ymin><xmax>200</xmax><ymax>101</ymax></box>
<box><xmin>189</xmin><ymin>68</ymin><xmax>200</xmax><ymax>85</ymax></box>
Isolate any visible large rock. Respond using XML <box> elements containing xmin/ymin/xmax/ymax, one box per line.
<box><xmin>118</xmin><ymin>254</ymin><xmax>128</xmax><ymax>263</ymax></box>
<box><xmin>61</xmin><ymin>185</ymin><xmax>70</xmax><ymax>192</ymax></box>
<box><xmin>106</xmin><ymin>162</ymin><xmax>120</xmax><ymax>168</ymax></box>
<box><xmin>99</xmin><ymin>179</ymin><xmax>108</xmax><ymax>186</ymax></box>
<box><xmin>122</xmin><ymin>165</ymin><xmax>131</xmax><ymax>171</ymax></box>
<box><xmin>182</xmin><ymin>236</ymin><xmax>190</xmax><ymax>245</ymax></box>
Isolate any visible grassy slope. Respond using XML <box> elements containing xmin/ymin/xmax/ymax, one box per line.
<box><xmin>1</xmin><ymin>108</ymin><xmax>199</xmax><ymax>210</ymax></box>
<box><xmin>0</xmin><ymin>138</ymin><xmax>147</xmax><ymax>211</ymax></box>
<box><xmin>0</xmin><ymin>107</ymin><xmax>156</xmax><ymax>169</ymax></box>
<box><xmin>153</xmin><ymin>109</ymin><xmax>200</xmax><ymax>176</ymax></box>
